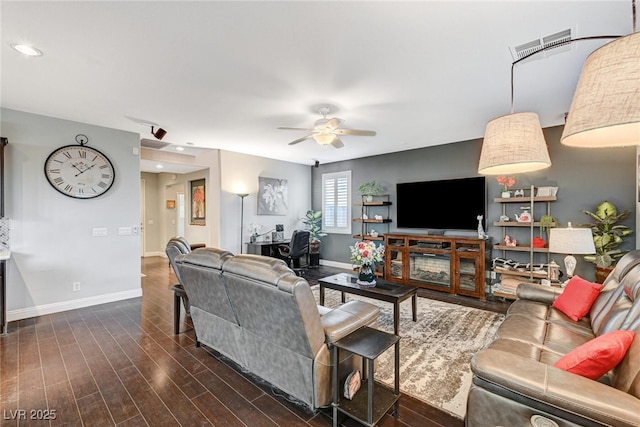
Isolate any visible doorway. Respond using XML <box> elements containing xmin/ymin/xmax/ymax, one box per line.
<box><xmin>177</xmin><ymin>192</ymin><xmax>185</xmax><ymax>237</ymax></box>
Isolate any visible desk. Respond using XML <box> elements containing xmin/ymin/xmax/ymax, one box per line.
<box><xmin>246</xmin><ymin>240</ymin><xmax>290</xmax><ymax>257</ymax></box>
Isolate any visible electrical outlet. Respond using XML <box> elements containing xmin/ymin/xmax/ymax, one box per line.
<box><xmin>73</xmin><ymin>282</ymin><xmax>81</xmax><ymax>292</ymax></box>
<box><xmin>118</xmin><ymin>227</ymin><xmax>132</xmax><ymax>236</ymax></box>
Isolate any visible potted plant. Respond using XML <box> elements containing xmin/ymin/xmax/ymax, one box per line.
<box><xmin>357</xmin><ymin>181</ymin><xmax>384</xmax><ymax>202</ymax></box>
<box><xmin>302</xmin><ymin>210</ymin><xmax>327</xmax><ymax>254</ymax></box>
<box><xmin>580</xmin><ymin>200</ymin><xmax>633</xmax><ymax>283</ymax></box>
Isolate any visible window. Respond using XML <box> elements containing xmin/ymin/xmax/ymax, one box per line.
<box><xmin>322</xmin><ymin>171</ymin><xmax>351</xmax><ymax>234</ymax></box>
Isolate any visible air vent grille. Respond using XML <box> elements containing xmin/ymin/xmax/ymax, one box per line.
<box><xmin>510</xmin><ymin>28</ymin><xmax>574</xmax><ymax>63</ymax></box>
<box><xmin>140</xmin><ymin>138</ymin><xmax>171</xmax><ymax>150</ymax></box>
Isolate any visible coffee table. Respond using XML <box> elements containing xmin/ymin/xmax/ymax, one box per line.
<box><xmin>319</xmin><ymin>273</ymin><xmax>418</xmax><ymax>335</ymax></box>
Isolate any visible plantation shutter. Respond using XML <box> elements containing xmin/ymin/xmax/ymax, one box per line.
<box><xmin>322</xmin><ymin>171</ymin><xmax>351</xmax><ymax>234</ymax></box>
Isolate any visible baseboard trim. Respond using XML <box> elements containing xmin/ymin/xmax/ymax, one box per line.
<box><xmin>144</xmin><ymin>251</ymin><xmax>166</xmax><ymax>258</ymax></box>
<box><xmin>7</xmin><ymin>288</ymin><xmax>143</xmax><ymax>322</ymax></box>
<box><xmin>319</xmin><ymin>259</ymin><xmax>352</xmax><ymax>270</ymax></box>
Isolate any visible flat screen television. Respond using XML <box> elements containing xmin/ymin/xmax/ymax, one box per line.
<box><xmin>396</xmin><ymin>177</ymin><xmax>486</xmax><ymax>230</ymax></box>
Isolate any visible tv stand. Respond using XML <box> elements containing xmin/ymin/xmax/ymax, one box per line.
<box><xmin>384</xmin><ymin>233</ymin><xmax>490</xmax><ymax>300</ymax></box>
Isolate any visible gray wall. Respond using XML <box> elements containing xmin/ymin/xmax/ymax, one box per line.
<box><xmin>312</xmin><ymin>125</ymin><xmax>636</xmax><ymax>281</ymax></box>
<box><xmin>2</xmin><ymin>108</ymin><xmax>141</xmax><ymax>319</ymax></box>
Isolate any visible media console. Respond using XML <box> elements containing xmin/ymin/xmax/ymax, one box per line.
<box><xmin>383</xmin><ymin>233</ymin><xmax>491</xmax><ymax>300</ymax></box>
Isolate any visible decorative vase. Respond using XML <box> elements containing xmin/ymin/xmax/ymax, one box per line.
<box><xmin>357</xmin><ymin>264</ymin><xmax>376</xmax><ymax>286</ymax></box>
<box><xmin>501</xmin><ymin>191</ymin><xmax>511</xmax><ymax>198</ymax></box>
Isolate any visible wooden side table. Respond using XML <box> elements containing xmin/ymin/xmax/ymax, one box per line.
<box><xmin>171</xmin><ymin>284</ymin><xmax>189</xmax><ymax>334</ymax></box>
<box><xmin>331</xmin><ymin>326</ymin><xmax>400</xmax><ymax>427</ymax></box>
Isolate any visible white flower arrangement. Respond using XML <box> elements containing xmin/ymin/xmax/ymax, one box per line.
<box><xmin>350</xmin><ymin>240</ymin><xmax>385</xmax><ymax>266</ymax></box>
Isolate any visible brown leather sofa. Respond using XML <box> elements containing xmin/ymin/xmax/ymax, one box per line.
<box><xmin>467</xmin><ymin>251</ymin><xmax>640</xmax><ymax>427</ymax></box>
<box><xmin>173</xmin><ymin>247</ymin><xmax>380</xmax><ymax>411</ymax></box>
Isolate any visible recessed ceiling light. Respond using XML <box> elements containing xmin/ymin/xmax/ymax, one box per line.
<box><xmin>11</xmin><ymin>43</ymin><xmax>43</xmax><ymax>57</ymax></box>
<box><xmin>175</xmin><ymin>146</ymin><xmax>185</xmax><ymax>151</ymax></box>
<box><xmin>155</xmin><ymin>164</ymin><xmax>164</xmax><ymax>169</ymax></box>
<box><xmin>185</xmin><ymin>142</ymin><xmax>195</xmax><ymax>146</ymax></box>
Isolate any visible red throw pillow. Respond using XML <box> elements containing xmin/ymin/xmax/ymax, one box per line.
<box><xmin>552</xmin><ymin>275</ymin><xmax>603</xmax><ymax>321</ymax></box>
<box><xmin>554</xmin><ymin>330</ymin><xmax>636</xmax><ymax>379</ymax></box>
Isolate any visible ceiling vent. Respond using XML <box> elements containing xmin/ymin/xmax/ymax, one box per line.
<box><xmin>510</xmin><ymin>28</ymin><xmax>574</xmax><ymax>63</ymax></box>
<box><xmin>140</xmin><ymin>138</ymin><xmax>171</xmax><ymax>150</ymax></box>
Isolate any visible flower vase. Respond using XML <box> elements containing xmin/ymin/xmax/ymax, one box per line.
<box><xmin>501</xmin><ymin>191</ymin><xmax>511</xmax><ymax>198</ymax></box>
<box><xmin>357</xmin><ymin>264</ymin><xmax>376</xmax><ymax>287</ymax></box>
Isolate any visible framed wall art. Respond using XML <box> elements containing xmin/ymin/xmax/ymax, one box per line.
<box><xmin>190</xmin><ymin>179</ymin><xmax>206</xmax><ymax>225</ymax></box>
<box><xmin>258</xmin><ymin>177</ymin><xmax>288</xmax><ymax>215</ymax></box>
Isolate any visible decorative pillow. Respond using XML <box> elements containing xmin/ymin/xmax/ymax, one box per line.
<box><xmin>554</xmin><ymin>330</ymin><xmax>636</xmax><ymax>379</ymax></box>
<box><xmin>552</xmin><ymin>275</ymin><xmax>603</xmax><ymax>321</ymax></box>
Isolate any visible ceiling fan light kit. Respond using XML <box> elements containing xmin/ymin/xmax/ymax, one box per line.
<box><xmin>279</xmin><ymin>106</ymin><xmax>375</xmax><ymax>149</ymax></box>
<box><xmin>561</xmin><ymin>31</ymin><xmax>640</xmax><ymax>148</ymax></box>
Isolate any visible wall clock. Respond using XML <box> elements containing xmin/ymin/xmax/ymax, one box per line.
<box><xmin>44</xmin><ymin>135</ymin><xmax>115</xmax><ymax>199</ymax></box>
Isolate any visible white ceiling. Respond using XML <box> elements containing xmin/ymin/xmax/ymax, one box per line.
<box><xmin>1</xmin><ymin>1</ymin><xmax>635</xmax><ymax>171</ymax></box>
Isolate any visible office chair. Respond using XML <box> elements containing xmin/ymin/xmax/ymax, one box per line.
<box><xmin>277</xmin><ymin>230</ymin><xmax>310</xmax><ymax>276</ymax></box>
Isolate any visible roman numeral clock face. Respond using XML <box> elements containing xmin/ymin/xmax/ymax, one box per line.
<box><xmin>44</xmin><ymin>144</ymin><xmax>115</xmax><ymax>199</ymax></box>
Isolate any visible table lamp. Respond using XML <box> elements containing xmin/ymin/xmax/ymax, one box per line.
<box><xmin>548</xmin><ymin>222</ymin><xmax>596</xmax><ymax>280</ymax></box>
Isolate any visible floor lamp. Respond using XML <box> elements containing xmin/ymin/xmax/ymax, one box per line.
<box><xmin>236</xmin><ymin>193</ymin><xmax>249</xmax><ymax>253</ymax></box>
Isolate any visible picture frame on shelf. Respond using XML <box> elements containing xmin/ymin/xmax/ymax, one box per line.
<box><xmin>536</xmin><ymin>186</ymin><xmax>558</xmax><ymax>197</ymax></box>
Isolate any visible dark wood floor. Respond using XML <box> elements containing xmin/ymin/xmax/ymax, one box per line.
<box><xmin>0</xmin><ymin>257</ymin><xmax>510</xmax><ymax>426</ymax></box>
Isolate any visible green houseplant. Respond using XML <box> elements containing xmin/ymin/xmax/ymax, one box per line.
<box><xmin>303</xmin><ymin>210</ymin><xmax>327</xmax><ymax>253</ymax></box>
<box><xmin>357</xmin><ymin>181</ymin><xmax>384</xmax><ymax>202</ymax></box>
<box><xmin>580</xmin><ymin>201</ymin><xmax>633</xmax><ymax>281</ymax></box>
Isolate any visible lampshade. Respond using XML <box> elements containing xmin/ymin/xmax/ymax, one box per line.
<box><xmin>561</xmin><ymin>32</ymin><xmax>640</xmax><ymax>147</ymax></box>
<box><xmin>478</xmin><ymin>112</ymin><xmax>551</xmax><ymax>175</ymax></box>
<box><xmin>548</xmin><ymin>226</ymin><xmax>595</xmax><ymax>255</ymax></box>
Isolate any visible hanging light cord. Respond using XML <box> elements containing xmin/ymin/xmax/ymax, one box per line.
<box><xmin>510</xmin><ymin>0</ymin><xmax>636</xmax><ymax>113</ymax></box>
<box><xmin>509</xmin><ymin>35</ymin><xmax>622</xmax><ymax>113</ymax></box>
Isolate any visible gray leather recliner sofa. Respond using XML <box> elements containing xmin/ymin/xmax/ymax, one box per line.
<box><xmin>173</xmin><ymin>247</ymin><xmax>380</xmax><ymax>410</ymax></box>
<box><xmin>467</xmin><ymin>250</ymin><xmax>640</xmax><ymax>426</ymax></box>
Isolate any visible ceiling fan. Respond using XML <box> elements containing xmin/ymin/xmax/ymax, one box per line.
<box><xmin>279</xmin><ymin>106</ymin><xmax>376</xmax><ymax>149</ymax></box>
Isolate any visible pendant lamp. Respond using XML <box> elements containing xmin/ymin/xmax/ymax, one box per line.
<box><xmin>561</xmin><ymin>31</ymin><xmax>640</xmax><ymax>148</ymax></box>
<box><xmin>478</xmin><ymin>112</ymin><xmax>551</xmax><ymax>175</ymax></box>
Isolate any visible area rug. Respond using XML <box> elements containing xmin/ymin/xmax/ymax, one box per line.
<box><xmin>311</xmin><ymin>286</ymin><xmax>504</xmax><ymax>419</ymax></box>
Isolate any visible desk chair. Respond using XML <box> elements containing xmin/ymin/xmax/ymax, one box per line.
<box><xmin>277</xmin><ymin>230</ymin><xmax>310</xmax><ymax>276</ymax></box>
<box><xmin>166</xmin><ymin>237</ymin><xmax>195</xmax><ymax>334</ymax></box>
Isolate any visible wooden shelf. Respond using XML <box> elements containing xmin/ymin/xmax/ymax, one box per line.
<box><xmin>353</xmin><ymin>218</ymin><xmax>391</xmax><ymax>223</ymax></box>
<box><xmin>492</xmin><ymin>290</ymin><xmax>517</xmax><ymax>300</ymax></box>
<box><xmin>353</xmin><ymin>234</ymin><xmax>385</xmax><ymax>241</ymax></box>
<box><xmin>494</xmin><ymin>244</ymin><xmax>549</xmax><ymax>253</ymax></box>
<box><xmin>495</xmin><ymin>267</ymin><xmax>548</xmax><ymax>279</ymax></box>
<box><xmin>493</xmin><ymin>196</ymin><xmax>557</xmax><ymax>203</ymax></box>
<box><xmin>353</xmin><ymin>201</ymin><xmax>392</xmax><ymax>206</ymax></box>
<box><xmin>493</xmin><ymin>221</ymin><xmax>556</xmax><ymax>227</ymax></box>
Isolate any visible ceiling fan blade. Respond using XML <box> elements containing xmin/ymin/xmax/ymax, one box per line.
<box><xmin>334</xmin><ymin>129</ymin><xmax>376</xmax><ymax>136</ymax></box>
<box><xmin>288</xmin><ymin>134</ymin><xmax>314</xmax><ymax>145</ymax></box>
<box><xmin>331</xmin><ymin>137</ymin><xmax>344</xmax><ymax>149</ymax></box>
<box><xmin>278</xmin><ymin>126</ymin><xmax>316</xmax><ymax>132</ymax></box>
<box><xmin>325</xmin><ymin>118</ymin><xmax>344</xmax><ymax>130</ymax></box>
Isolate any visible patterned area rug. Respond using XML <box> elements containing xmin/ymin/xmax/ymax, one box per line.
<box><xmin>312</xmin><ymin>286</ymin><xmax>504</xmax><ymax>419</ymax></box>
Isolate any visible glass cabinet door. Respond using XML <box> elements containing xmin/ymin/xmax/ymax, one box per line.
<box><xmin>387</xmin><ymin>248</ymin><xmax>404</xmax><ymax>281</ymax></box>
<box><xmin>455</xmin><ymin>253</ymin><xmax>483</xmax><ymax>298</ymax></box>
